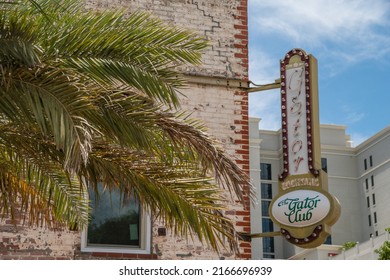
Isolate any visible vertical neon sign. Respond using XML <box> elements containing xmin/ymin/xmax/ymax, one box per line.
<box><xmin>280</xmin><ymin>49</ymin><xmax>319</xmax><ymax>179</ymax></box>
<box><xmin>269</xmin><ymin>49</ymin><xmax>340</xmax><ymax>248</ymax></box>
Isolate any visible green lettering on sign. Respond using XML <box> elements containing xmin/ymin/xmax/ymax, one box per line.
<box><xmin>271</xmin><ymin>190</ymin><xmax>331</xmax><ymax>227</ymax></box>
<box><xmin>278</xmin><ymin>196</ymin><xmax>321</xmax><ymax>224</ymax></box>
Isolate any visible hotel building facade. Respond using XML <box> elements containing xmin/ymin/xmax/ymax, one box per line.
<box><xmin>250</xmin><ymin>117</ymin><xmax>390</xmax><ymax>259</ymax></box>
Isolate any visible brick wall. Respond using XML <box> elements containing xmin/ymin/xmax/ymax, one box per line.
<box><xmin>0</xmin><ymin>0</ymin><xmax>250</xmax><ymax>260</ymax></box>
<box><xmin>0</xmin><ymin>212</ymin><xmax>80</xmax><ymax>260</ymax></box>
<box><xmin>151</xmin><ymin>82</ymin><xmax>251</xmax><ymax>260</ymax></box>
<box><xmin>85</xmin><ymin>0</ymin><xmax>248</xmax><ymax>79</ymax></box>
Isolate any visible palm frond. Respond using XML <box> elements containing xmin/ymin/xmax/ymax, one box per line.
<box><xmin>64</xmin><ymin>57</ymin><xmax>181</xmax><ymax>106</ymax></box>
<box><xmin>0</xmin><ymin>66</ymin><xmax>97</xmax><ymax>171</ymax></box>
<box><xmin>0</xmin><ymin>5</ymin><xmax>42</xmax><ymax>67</ymax></box>
<box><xmin>156</xmin><ymin>113</ymin><xmax>253</xmax><ymax>202</ymax></box>
<box><xmin>83</xmin><ymin>142</ymin><xmax>239</xmax><ymax>253</ymax></box>
<box><xmin>86</xmin><ymin>84</ymin><xmax>251</xmax><ymax>202</ymax></box>
<box><xmin>0</xmin><ymin>127</ymin><xmax>89</xmax><ymax>228</ymax></box>
<box><xmin>40</xmin><ymin>9</ymin><xmax>206</xmax><ymax>64</ymax></box>
<box><xmin>37</xmin><ymin>8</ymin><xmax>206</xmax><ymax>107</ymax></box>
<box><xmin>85</xmin><ymin>86</ymin><xmax>251</xmax><ymax>201</ymax></box>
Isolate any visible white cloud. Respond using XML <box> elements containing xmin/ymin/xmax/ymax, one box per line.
<box><xmin>248</xmin><ymin>49</ymin><xmax>279</xmax><ymax>84</ymax></box>
<box><xmin>248</xmin><ymin>0</ymin><xmax>390</xmax><ymax>71</ymax></box>
<box><xmin>249</xmin><ymin>0</ymin><xmax>390</xmax><ymax>46</ymax></box>
<box><xmin>249</xmin><ymin>88</ymin><xmax>281</xmax><ymax>131</ymax></box>
<box><xmin>248</xmin><ymin>48</ymin><xmax>282</xmax><ymax>129</ymax></box>
<box><xmin>247</xmin><ymin>0</ymin><xmax>390</xmax><ymax>129</ymax></box>
<box><xmin>341</xmin><ymin>105</ymin><xmax>365</xmax><ymax>124</ymax></box>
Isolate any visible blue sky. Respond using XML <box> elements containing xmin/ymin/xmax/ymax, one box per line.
<box><xmin>248</xmin><ymin>0</ymin><xmax>390</xmax><ymax>146</ymax></box>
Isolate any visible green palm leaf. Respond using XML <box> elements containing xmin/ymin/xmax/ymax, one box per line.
<box><xmin>83</xmin><ymin>141</ymin><xmax>240</xmax><ymax>252</ymax></box>
<box><xmin>0</xmin><ymin>66</ymin><xmax>97</xmax><ymax>171</ymax></box>
<box><xmin>0</xmin><ymin>126</ymin><xmax>89</xmax><ymax>228</ymax></box>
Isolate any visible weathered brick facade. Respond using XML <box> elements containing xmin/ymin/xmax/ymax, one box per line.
<box><xmin>0</xmin><ymin>0</ymin><xmax>250</xmax><ymax>260</ymax></box>
<box><xmin>86</xmin><ymin>0</ymin><xmax>249</xmax><ymax>80</ymax></box>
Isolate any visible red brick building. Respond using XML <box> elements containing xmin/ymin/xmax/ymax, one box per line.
<box><xmin>0</xmin><ymin>0</ymin><xmax>250</xmax><ymax>260</ymax></box>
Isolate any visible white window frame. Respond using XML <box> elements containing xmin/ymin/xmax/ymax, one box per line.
<box><xmin>80</xmin><ymin>190</ymin><xmax>152</xmax><ymax>254</ymax></box>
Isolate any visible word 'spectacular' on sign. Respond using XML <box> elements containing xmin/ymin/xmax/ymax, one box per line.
<box><xmin>269</xmin><ymin>49</ymin><xmax>341</xmax><ymax>248</ymax></box>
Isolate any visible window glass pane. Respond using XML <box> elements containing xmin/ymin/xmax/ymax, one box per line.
<box><xmin>372</xmin><ymin>193</ymin><xmax>376</xmax><ymax>205</ymax></box>
<box><xmin>364</xmin><ymin>159</ymin><xmax>367</xmax><ymax>170</ymax></box>
<box><xmin>87</xmin><ymin>184</ymin><xmax>140</xmax><ymax>247</ymax></box>
<box><xmin>324</xmin><ymin>235</ymin><xmax>332</xmax><ymax>245</ymax></box>
<box><xmin>261</xmin><ymin>201</ymin><xmax>271</xmax><ymax>217</ymax></box>
<box><xmin>260</xmin><ymin>163</ymin><xmax>272</xmax><ymax>180</ymax></box>
<box><xmin>261</xmin><ymin>183</ymin><xmax>273</xmax><ymax>199</ymax></box>
<box><xmin>321</xmin><ymin>158</ymin><xmax>328</xmax><ymax>173</ymax></box>
<box><xmin>367</xmin><ymin>196</ymin><xmax>370</xmax><ymax>208</ymax></box>
<box><xmin>262</xmin><ymin>237</ymin><xmax>274</xmax><ymax>253</ymax></box>
<box><xmin>262</xmin><ymin>218</ymin><xmax>274</xmax><ymax>232</ymax></box>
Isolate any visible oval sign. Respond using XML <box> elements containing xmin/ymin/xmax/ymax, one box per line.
<box><xmin>271</xmin><ymin>189</ymin><xmax>331</xmax><ymax>227</ymax></box>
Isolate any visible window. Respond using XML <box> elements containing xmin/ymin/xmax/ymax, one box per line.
<box><xmin>365</xmin><ymin>178</ymin><xmax>369</xmax><ymax>190</ymax></box>
<box><xmin>364</xmin><ymin>159</ymin><xmax>367</xmax><ymax>170</ymax></box>
<box><xmin>321</xmin><ymin>158</ymin><xmax>328</xmax><ymax>173</ymax></box>
<box><xmin>324</xmin><ymin>235</ymin><xmax>332</xmax><ymax>245</ymax></box>
<box><xmin>372</xmin><ymin>193</ymin><xmax>376</xmax><ymax>205</ymax></box>
<box><xmin>261</xmin><ymin>201</ymin><xmax>271</xmax><ymax>217</ymax></box>
<box><xmin>376</xmin><ymin>231</ymin><xmax>379</xmax><ymax>236</ymax></box>
<box><xmin>260</xmin><ymin>163</ymin><xmax>272</xmax><ymax>180</ymax></box>
<box><xmin>262</xmin><ymin>218</ymin><xmax>274</xmax><ymax>232</ymax></box>
<box><xmin>261</xmin><ymin>182</ymin><xmax>274</xmax><ymax>256</ymax></box>
<box><xmin>371</xmin><ymin>175</ymin><xmax>375</xmax><ymax>187</ymax></box>
<box><xmin>366</xmin><ymin>196</ymin><xmax>370</xmax><ymax>208</ymax></box>
<box><xmin>81</xmin><ymin>183</ymin><xmax>151</xmax><ymax>254</ymax></box>
<box><xmin>374</xmin><ymin>212</ymin><xmax>378</xmax><ymax>224</ymax></box>
<box><xmin>261</xmin><ymin>183</ymin><xmax>273</xmax><ymax>199</ymax></box>
<box><xmin>262</xmin><ymin>237</ymin><xmax>274</xmax><ymax>253</ymax></box>
<box><xmin>369</xmin><ymin>156</ymin><xmax>373</xmax><ymax>167</ymax></box>
<box><xmin>368</xmin><ymin>215</ymin><xmax>372</xmax><ymax>227</ymax></box>
<box><xmin>263</xmin><ymin>254</ymin><xmax>275</xmax><ymax>259</ymax></box>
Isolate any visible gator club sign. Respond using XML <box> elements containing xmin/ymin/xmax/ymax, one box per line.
<box><xmin>269</xmin><ymin>49</ymin><xmax>341</xmax><ymax>248</ymax></box>
<box><xmin>271</xmin><ymin>189</ymin><xmax>330</xmax><ymax>227</ymax></box>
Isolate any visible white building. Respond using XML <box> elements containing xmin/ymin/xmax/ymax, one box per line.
<box><xmin>249</xmin><ymin>117</ymin><xmax>390</xmax><ymax>259</ymax></box>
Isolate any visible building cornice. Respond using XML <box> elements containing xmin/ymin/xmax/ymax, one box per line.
<box><xmin>355</xmin><ymin>126</ymin><xmax>390</xmax><ymax>154</ymax></box>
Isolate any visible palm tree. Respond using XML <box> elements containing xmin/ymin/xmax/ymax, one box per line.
<box><xmin>0</xmin><ymin>0</ymin><xmax>251</xmax><ymax>253</ymax></box>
